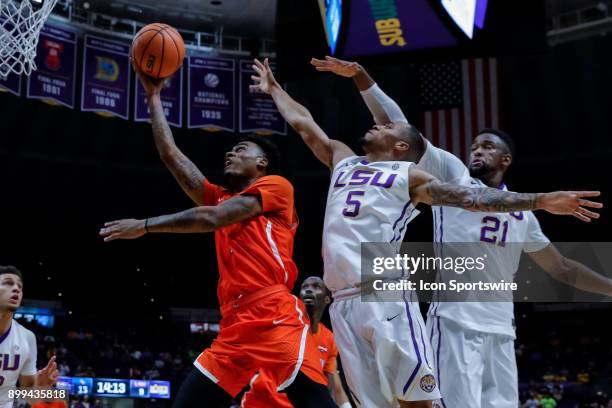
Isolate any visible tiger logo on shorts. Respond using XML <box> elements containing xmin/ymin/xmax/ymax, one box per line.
<box><xmin>419</xmin><ymin>374</ymin><xmax>437</xmax><ymax>393</ymax></box>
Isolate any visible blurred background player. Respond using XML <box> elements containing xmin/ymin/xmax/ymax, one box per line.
<box><xmin>0</xmin><ymin>266</ymin><xmax>60</xmax><ymax>408</ymax></box>
<box><xmin>311</xmin><ymin>56</ymin><xmax>612</xmax><ymax>408</ymax></box>
<box><xmin>98</xmin><ymin>71</ymin><xmax>336</xmax><ymax>408</ymax></box>
<box><xmin>250</xmin><ymin>58</ymin><xmax>602</xmax><ymax>408</ymax></box>
<box><xmin>241</xmin><ymin>276</ymin><xmax>350</xmax><ymax>408</ymax></box>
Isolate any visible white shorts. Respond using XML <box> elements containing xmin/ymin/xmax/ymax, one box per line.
<box><xmin>330</xmin><ymin>291</ymin><xmax>440</xmax><ymax>407</ymax></box>
<box><xmin>426</xmin><ymin>316</ymin><xmax>518</xmax><ymax>408</ymax></box>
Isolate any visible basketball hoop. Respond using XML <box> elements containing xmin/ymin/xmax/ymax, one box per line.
<box><xmin>0</xmin><ymin>0</ymin><xmax>58</xmax><ymax>78</ymax></box>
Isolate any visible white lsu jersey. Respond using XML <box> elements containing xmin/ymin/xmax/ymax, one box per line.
<box><xmin>0</xmin><ymin>320</ymin><xmax>38</xmax><ymax>408</ymax></box>
<box><xmin>417</xmin><ymin>142</ymin><xmax>550</xmax><ymax>337</ymax></box>
<box><xmin>322</xmin><ymin>156</ymin><xmax>419</xmax><ymax>292</ymax></box>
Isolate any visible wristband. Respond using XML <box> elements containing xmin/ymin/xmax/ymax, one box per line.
<box><xmin>339</xmin><ymin>402</ymin><xmax>352</xmax><ymax>408</ymax></box>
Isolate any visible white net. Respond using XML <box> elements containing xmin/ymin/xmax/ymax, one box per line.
<box><xmin>0</xmin><ymin>0</ymin><xmax>58</xmax><ymax>78</ymax></box>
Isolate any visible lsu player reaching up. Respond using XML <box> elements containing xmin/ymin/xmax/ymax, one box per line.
<box><xmin>0</xmin><ymin>266</ymin><xmax>60</xmax><ymax>408</ymax></box>
<box><xmin>250</xmin><ymin>57</ymin><xmax>602</xmax><ymax>408</ymax></box>
<box><xmin>311</xmin><ymin>56</ymin><xmax>611</xmax><ymax>408</ymax></box>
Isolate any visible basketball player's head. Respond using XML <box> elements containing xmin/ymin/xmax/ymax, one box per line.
<box><xmin>469</xmin><ymin>129</ymin><xmax>514</xmax><ymax>180</ymax></box>
<box><xmin>300</xmin><ymin>276</ymin><xmax>331</xmax><ymax>315</ymax></box>
<box><xmin>223</xmin><ymin>135</ymin><xmax>281</xmax><ymax>181</ymax></box>
<box><xmin>0</xmin><ymin>265</ymin><xmax>23</xmax><ymax>313</ymax></box>
<box><xmin>360</xmin><ymin>122</ymin><xmax>425</xmax><ymax>162</ymax></box>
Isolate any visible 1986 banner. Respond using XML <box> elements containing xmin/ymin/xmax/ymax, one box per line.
<box><xmin>81</xmin><ymin>35</ymin><xmax>131</xmax><ymax>119</ymax></box>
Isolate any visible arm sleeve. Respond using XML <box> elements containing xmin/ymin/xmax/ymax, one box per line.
<box><xmin>523</xmin><ymin>212</ymin><xmax>551</xmax><ymax>253</ymax></box>
<box><xmin>360</xmin><ymin>84</ymin><xmax>409</xmax><ymax>125</ymax></box>
<box><xmin>241</xmin><ymin>175</ymin><xmax>293</xmax><ymax>215</ymax></box>
<box><xmin>416</xmin><ymin>141</ymin><xmax>471</xmax><ymax>183</ymax></box>
<box><xmin>202</xmin><ymin>178</ymin><xmax>224</xmax><ymax>206</ymax></box>
<box><xmin>21</xmin><ymin>330</ymin><xmax>38</xmax><ymax>376</ymax></box>
<box><xmin>323</xmin><ymin>333</ymin><xmax>339</xmax><ymax>374</ymax></box>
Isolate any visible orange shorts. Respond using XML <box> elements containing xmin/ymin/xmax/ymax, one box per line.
<box><xmin>242</xmin><ymin>370</ymin><xmax>294</xmax><ymax>408</ymax></box>
<box><xmin>194</xmin><ymin>285</ymin><xmax>327</xmax><ymax>397</ymax></box>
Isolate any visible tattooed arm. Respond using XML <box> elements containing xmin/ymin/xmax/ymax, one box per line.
<box><xmin>99</xmin><ymin>195</ymin><xmax>262</xmax><ymax>241</ymax></box>
<box><xmin>409</xmin><ymin>167</ymin><xmax>603</xmax><ymax>221</ymax></box>
<box><xmin>137</xmin><ymin>70</ymin><xmax>206</xmax><ymax>206</ymax></box>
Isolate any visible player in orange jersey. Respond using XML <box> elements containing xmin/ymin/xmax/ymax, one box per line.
<box><xmin>241</xmin><ymin>276</ymin><xmax>351</xmax><ymax>408</ymax></box>
<box><xmin>99</xmin><ymin>72</ymin><xmax>336</xmax><ymax>408</ymax></box>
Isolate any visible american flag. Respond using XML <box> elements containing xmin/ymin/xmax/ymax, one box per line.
<box><xmin>420</xmin><ymin>58</ymin><xmax>499</xmax><ymax>164</ymax></box>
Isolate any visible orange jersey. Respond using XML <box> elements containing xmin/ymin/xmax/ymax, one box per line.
<box><xmin>312</xmin><ymin>323</ymin><xmax>338</xmax><ymax>376</ymax></box>
<box><xmin>241</xmin><ymin>322</ymin><xmax>339</xmax><ymax>408</ymax></box>
<box><xmin>203</xmin><ymin>175</ymin><xmax>299</xmax><ymax>306</ymax></box>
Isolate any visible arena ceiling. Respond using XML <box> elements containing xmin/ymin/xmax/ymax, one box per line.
<box><xmin>75</xmin><ymin>0</ymin><xmax>278</xmax><ymax>38</ymax></box>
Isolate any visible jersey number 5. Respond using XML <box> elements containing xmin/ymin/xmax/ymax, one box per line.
<box><xmin>343</xmin><ymin>191</ymin><xmax>365</xmax><ymax>217</ymax></box>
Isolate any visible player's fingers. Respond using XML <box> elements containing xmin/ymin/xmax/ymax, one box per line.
<box><xmin>251</xmin><ymin>64</ymin><xmax>263</xmax><ymax>75</ymax></box>
<box><xmin>325</xmin><ymin>55</ymin><xmax>338</xmax><ymax>62</ymax></box>
<box><xmin>573</xmin><ymin>212</ymin><xmax>591</xmax><ymax>222</ymax></box>
<box><xmin>572</xmin><ymin>191</ymin><xmax>600</xmax><ymax>197</ymax></box>
<box><xmin>104</xmin><ymin>233</ymin><xmax>120</xmax><ymax>242</ymax></box>
<box><xmin>578</xmin><ymin>199</ymin><xmax>603</xmax><ymax>208</ymax></box>
<box><xmin>253</xmin><ymin>58</ymin><xmax>264</xmax><ymax>68</ymax></box>
<box><xmin>264</xmin><ymin>58</ymin><xmax>271</xmax><ymax>70</ymax></box>
<box><xmin>576</xmin><ymin>206</ymin><xmax>600</xmax><ymax>219</ymax></box>
<box><xmin>310</xmin><ymin>58</ymin><xmax>325</xmax><ymax>66</ymax></box>
<box><xmin>250</xmin><ymin>75</ymin><xmax>261</xmax><ymax>83</ymax></box>
<box><xmin>249</xmin><ymin>85</ymin><xmax>261</xmax><ymax>92</ymax></box>
<box><xmin>104</xmin><ymin>221</ymin><xmax>120</xmax><ymax>227</ymax></box>
<box><xmin>314</xmin><ymin>66</ymin><xmax>332</xmax><ymax>71</ymax></box>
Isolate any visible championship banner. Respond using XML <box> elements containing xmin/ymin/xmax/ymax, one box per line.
<box><xmin>81</xmin><ymin>35</ymin><xmax>131</xmax><ymax>119</ymax></box>
<box><xmin>134</xmin><ymin>67</ymin><xmax>183</xmax><ymax>128</ymax></box>
<box><xmin>0</xmin><ymin>73</ymin><xmax>21</xmax><ymax>96</ymax></box>
<box><xmin>26</xmin><ymin>24</ymin><xmax>77</xmax><ymax>107</ymax></box>
<box><xmin>239</xmin><ymin>60</ymin><xmax>286</xmax><ymax>135</ymax></box>
<box><xmin>187</xmin><ymin>56</ymin><xmax>235</xmax><ymax>131</ymax></box>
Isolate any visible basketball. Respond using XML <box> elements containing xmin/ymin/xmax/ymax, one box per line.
<box><xmin>131</xmin><ymin>23</ymin><xmax>185</xmax><ymax>79</ymax></box>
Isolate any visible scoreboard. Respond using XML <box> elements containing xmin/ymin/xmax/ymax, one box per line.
<box><xmin>56</xmin><ymin>376</ymin><xmax>170</xmax><ymax>399</ymax></box>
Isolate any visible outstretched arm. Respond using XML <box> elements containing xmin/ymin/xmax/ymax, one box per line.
<box><xmin>137</xmin><ymin>70</ymin><xmax>206</xmax><ymax>205</ymax></box>
<box><xmin>99</xmin><ymin>195</ymin><xmax>262</xmax><ymax>241</ymax></box>
<box><xmin>409</xmin><ymin>167</ymin><xmax>603</xmax><ymax>221</ymax></box>
<box><xmin>250</xmin><ymin>58</ymin><xmax>354</xmax><ymax>169</ymax></box>
<box><xmin>311</xmin><ymin>56</ymin><xmax>408</xmax><ymax>126</ymax></box>
<box><xmin>327</xmin><ymin>369</ymin><xmax>350</xmax><ymax>406</ymax></box>
<box><xmin>528</xmin><ymin>244</ymin><xmax>612</xmax><ymax>296</ymax></box>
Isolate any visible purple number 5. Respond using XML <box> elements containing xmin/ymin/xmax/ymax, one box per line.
<box><xmin>343</xmin><ymin>191</ymin><xmax>365</xmax><ymax>217</ymax></box>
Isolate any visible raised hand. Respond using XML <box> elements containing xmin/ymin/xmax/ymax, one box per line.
<box><xmin>250</xmin><ymin>58</ymin><xmax>278</xmax><ymax>95</ymax></box>
<box><xmin>310</xmin><ymin>56</ymin><xmax>361</xmax><ymax>77</ymax></box>
<box><xmin>35</xmin><ymin>356</ymin><xmax>60</xmax><ymax>388</ymax></box>
<box><xmin>134</xmin><ymin>66</ymin><xmax>165</xmax><ymax>97</ymax></box>
<box><xmin>539</xmin><ymin>191</ymin><xmax>603</xmax><ymax>222</ymax></box>
<box><xmin>99</xmin><ymin>219</ymin><xmax>146</xmax><ymax>242</ymax></box>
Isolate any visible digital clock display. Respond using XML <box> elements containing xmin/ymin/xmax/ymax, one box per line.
<box><xmin>92</xmin><ymin>379</ymin><xmax>129</xmax><ymax>397</ymax></box>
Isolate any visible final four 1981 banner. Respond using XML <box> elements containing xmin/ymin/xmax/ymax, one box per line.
<box><xmin>81</xmin><ymin>35</ymin><xmax>131</xmax><ymax>119</ymax></box>
<box><xmin>27</xmin><ymin>23</ymin><xmax>77</xmax><ymax>108</ymax></box>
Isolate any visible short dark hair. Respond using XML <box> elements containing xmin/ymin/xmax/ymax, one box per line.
<box><xmin>240</xmin><ymin>134</ymin><xmax>282</xmax><ymax>175</ymax></box>
<box><xmin>396</xmin><ymin>123</ymin><xmax>426</xmax><ymax>158</ymax></box>
<box><xmin>0</xmin><ymin>265</ymin><xmax>22</xmax><ymax>281</ymax></box>
<box><xmin>478</xmin><ymin>128</ymin><xmax>515</xmax><ymax>157</ymax></box>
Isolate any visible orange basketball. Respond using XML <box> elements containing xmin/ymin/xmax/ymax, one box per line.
<box><xmin>131</xmin><ymin>23</ymin><xmax>185</xmax><ymax>79</ymax></box>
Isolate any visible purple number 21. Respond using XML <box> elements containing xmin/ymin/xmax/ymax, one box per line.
<box><xmin>343</xmin><ymin>191</ymin><xmax>365</xmax><ymax>217</ymax></box>
<box><xmin>480</xmin><ymin>216</ymin><xmax>509</xmax><ymax>246</ymax></box>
